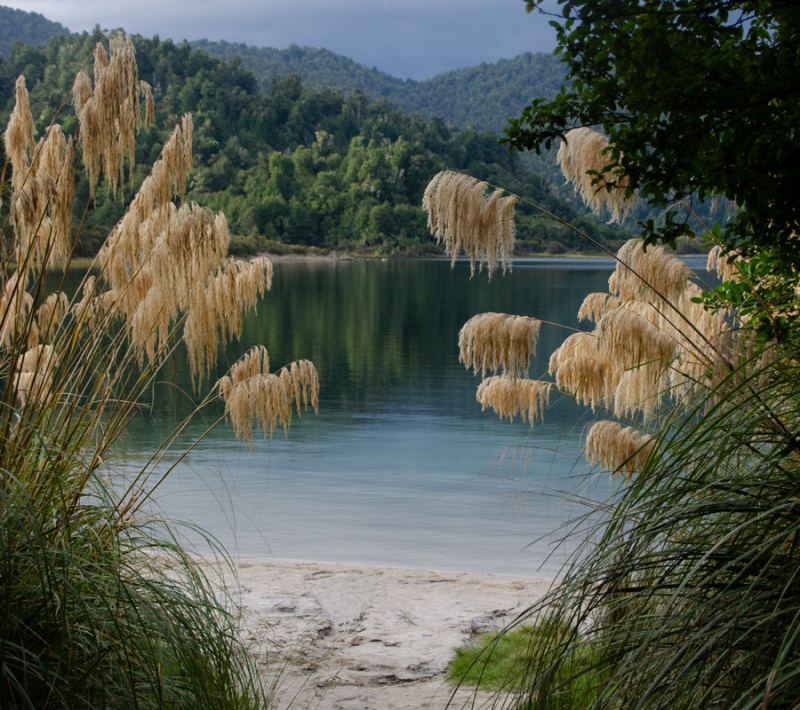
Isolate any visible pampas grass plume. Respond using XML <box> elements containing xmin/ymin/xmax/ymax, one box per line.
<box><xmin>423</xmin><ymin>170</ymin><xmax>517</xmax><ymax>276</ymax></box>
<box><xmin>557</xmin><ymin>127</ymin><xmax>633</xmax><ymax>224</ymax></box>
<box><xmin>74</xmin><ymin>31</ymin><xmax>152</xmax><ymax>198</ymax></box>
<box><xmin>578</xmin><ymin>292</ymin><xmax>621</xmax><ymax>324</ymax></box>
<box><xmin>609</xmin><ymin>239</ymin><xmax>692</xmax><ymax>303</ymax></box>
<box><xmin>218</xmin><ymin>347</ymin><xmax>319</xmax><ymax>445</ymax></box>
<box><xmin>707</xmin><ymin>245</ymin><xmax>745</xmax><ymax>283</ymax></box>
<box><xmin>459</xmin><ymin>312</ymin><xmax>541</xmax><ymax>377</ymax></box>
<box><xmin>585</xmin><ymin>420</ymin><xmax>654</xmax><ymax>476</ymax></box>
<box><xmin>4</xmin><ymin>77</ymin><xmax>34</xmax><ymax>184</ymax></box>
<box><xmin>476</xmin><ymin>375</ymin><xmax>551</xmax><ymax>425</ymax></box>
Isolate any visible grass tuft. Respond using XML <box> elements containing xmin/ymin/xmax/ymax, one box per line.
<box><xmin>449</xmin><ymin>621</ymin><xmax>603</xmax><ymax>709</ymax></box>
<box><xmin>0</xmin><ymin>29</ymin><xmax>316</xmax><ymax>709</ymax></box>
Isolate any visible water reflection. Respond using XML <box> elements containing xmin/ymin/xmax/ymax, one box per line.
<box><xmin>121</xmin><ymin>257</ymin><xmax>636</xmax><ymax>575</ymax></box>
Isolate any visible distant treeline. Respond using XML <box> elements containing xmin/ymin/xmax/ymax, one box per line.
<box><xmin>0</xmin><ymin>5</ymin><xmax>69</xmax><ymax>58</ymax></box>
<box><xmin>190</xmin><ymin>41</ymin><xmax>567</xmax><ymax>135</ymax></box>
<box><xmin>0</xmin><ymin>28</ymin><xmax>624</xmax><ymax>255</ymax></box>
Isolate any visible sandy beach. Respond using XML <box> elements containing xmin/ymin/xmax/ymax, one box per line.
<box><xmin>210</xmin><ymin>558</ymin><xmax>553</xmax><ymax>710</ymax></box>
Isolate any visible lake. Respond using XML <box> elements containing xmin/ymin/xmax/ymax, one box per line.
<box><xmin>119</xmin><ymin>256</ymin><xmax>709</xmax><ymax>576</ymax></box>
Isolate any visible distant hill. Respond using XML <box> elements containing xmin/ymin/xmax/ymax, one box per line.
<box><xmin>0</xmin><ymin>9</ymin><xmax>630</xmax><ymax>253</ymax></box>
<box><xmin>191</xmin><ymin>41</ymin><xmax>411</xmax><ymax>97</ymax></box>
<box><xmin>0</xmin><ymin>30</ymin><xmax>624</xmax><ymax>256</ymax></box>
<box><xmin>0</xmin><ymin>6</ymin><xmax>566</xmax><ymax>141</ymax></box>
<box><xmin>0</xmin><ymin>5</ymin><xmax>70</xmax><ymax>57</ymax></box>
<box><xmin>190</xmin><ymin>40</ymin><xmax>566</xmax><ymax>135</ymax></box>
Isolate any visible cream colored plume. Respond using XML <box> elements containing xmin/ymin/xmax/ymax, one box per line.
<box><xmin>73</xmin><ymin>31</ymin><xmax>153</xmax><ymax>198</ymax></box>
<box><xmin>183</xmin><ymin>256</ymin><xmax>273</xmax><ymax>383</ymax></box>
<box><xmin>548</xmin><ymin>329</ymin><xmax>621</xmax><ymax>409</ymax></box>
<box><xmin>476</xmin><ymin>375</ymin><xmax>551</xmax><ymax>425</ymax></box>
<box><xmin>555</xmin><ymin>355</ymin><xmax>621</xmax><ymax>410</ymax></box>
<box><xmin>666</xmin><ymin>283</ymin><xmax>731</xmax><ymax>396</ymax></box>
<box><xmin>36</xmin><ymin>292</ymin><xmax>69</xmax><ymax>340</ymax></box>
<box><xmin>12</xmin><ymin>372</ymin><xmax>51</xmax><ymax>405</ymax></box>
<box><xmin>4</xmin><ymin>74</ymin><xmax>76</xmax><ymax>272</ymax></box>
<box><xmin>707</xmin><ymin>245</ymin><xmax>745</xmax><ymax>283</ymax></box>
<box><xmin>17</xmin><ymin>343</ymin><xmax>57</xmax><ymax>374</ymax></box>
<box><xmin>595</xmin><ymin>307</ymin><xmax>676</xmax><ymax>372</ymax></box>
<box><xmin>13</xmin><ymin>344</ymin><xmax>58</xmax><ymax>405</ymax></box>
<box><xmin>218</xmin><ymin>347</ymin><xmax>319</xmax><ymax>444</ymax></box>
<box><xmin>434</xmin><ymin>160</ymin><xmax>743</xmax><ymax>478</ymax></box>
<box><xmin>459</xmin><ymin>312</ymin><xmax>541</xmax><ymax>377</ymax></box>
<box><xmin>423</xmin><ymin>171</ymin><xmax>517</xmax><ymax>276</ymax></box>
<box><xmin>4</xmin><ymin>77</ymin><xmax>35</xmax><ymax>187</ymax></box>
<box><xmin>578</xmin><ymin>292</ymin><xmax>622</xmax><ymax>324</ymax></box>
<box><xmin>9</xmin><ymin>126</ymin><xmax>75</xmax><ymax>270</ymax></box>
<box><xmin>613</xmin><ymin>363</ymin><xmax>672</xmax><ymax>419</ymax></box>
<box><xmin>0</xmin><ymin>272</ymin><xmax>34</xmax><ymax>346</ymax></box>
<box><xmin>70</xmin><ymin>275</ymin><xmax>118</xmax><ymax>333</ymax></box>
<box><xmin>548</xmin><ymin>331</ymin><xmax>595</xmax><ymax>374</ymax></box>
<box><xmin>283</xmin><ymin>359</ymin><xmax>319</xmax><ymax>415</ymax></box>
<box><xmin>609</xmin><ymin>239</ymin><xmax>693</xmax><ymax>304</ymax></box>
<box><xmin>543</xmin><ymin>236</ymin><xmax>737</xmax><ymax>421</ymax></box>
<box><xmin>576</xmin><ymin>240</ymin><xmax>739</xmax><ymax>420</ymax></box>
<box><xmin>99</xmin><ymin>136</ymin><xmax>238</xmax><ymax>377</ymax></box>
<box><xmin>0</xmin><ymin>30</ymin><xmax>318</xmax><ymax>453</ymax></box>
<box><xmin>585</xmin><ymin>420</ymin><xmax>654</xmax><ymax>476</ymax></box>
<box><xmin>557</xmin><ymin>127</ymin><xmax>634</xmax><ymax>224</ymax></box>
<box><xmin>99</xmin><ymin>117</ymin><xmax>197</xmax><ymax>300</ymax></box>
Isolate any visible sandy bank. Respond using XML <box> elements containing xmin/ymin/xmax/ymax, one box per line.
<box><xmin>207</xmin><ymin>557</ymin><xmax>553</xmax><ymax>710</ymax></box>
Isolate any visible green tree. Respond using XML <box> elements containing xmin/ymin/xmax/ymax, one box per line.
<box><xmin>508</xmin><ymin>0</ymin><xmax>800</xmax><ymax>273</ymax></box>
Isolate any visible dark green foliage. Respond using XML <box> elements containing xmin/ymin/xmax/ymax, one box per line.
<box><xmin>0</xmin><ymin>30</ymin><xmax>619</xmax><ymax>255</ymax></box>
<box><xmin>508</xmin><ymin>0</ymin><xmax>800</xmax><ymax>273</ymax></box>
<box><xmin>0</xmin><ymin>5</ymin><xmax>71</xmax><ymax>58</ymax></box>
<box><xmin>191</xmin><ymin>41</ymin><xmax>567</xmax><ymax>134</ymax></box>
<box><xmin>190</xmin><ymin>41</ymin><xmax>411</xmax><ymax>98</ymax></box>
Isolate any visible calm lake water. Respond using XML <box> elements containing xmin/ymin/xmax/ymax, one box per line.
<box><xmin>118</xmin><ymin>256</ymin><xmax>709</xmax><ymax>576</ymax></box>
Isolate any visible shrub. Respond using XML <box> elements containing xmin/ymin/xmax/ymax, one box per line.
<box><xmin>0</xmin><ymin>32</ymin><xmax>317</xmax><ymax>708</ymax></box>
<box><xmin>424</xmin><ymin>132</ymin><xmax>800</xmax><ymax>707</ymax></box>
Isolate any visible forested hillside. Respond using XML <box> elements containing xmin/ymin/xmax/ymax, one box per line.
<box><xmin>192</xmin><ymin>40</ymin><xmax>566</xmax><ymax>134</ymax></box>
<box><xmin>190</xmin><ymin>40</ymin><xmax>574</xmax><ymax>196</ymax></box>
<box><xmin>0</xmin><ymin>5</ymin><xmax>69</xmax><ymax>57</ymax></box>
<box><xmin>0</xmin><ymin>30</ymin><xmax>621</xmax><ymax>256</ymax></box>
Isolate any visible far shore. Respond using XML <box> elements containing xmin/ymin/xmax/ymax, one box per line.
<box><xmin>254</xmin><ymin>248</ymin><xmax>711</xmax><ymax>262</ymax></box>
<box><xmin>207</xmin><ymin>556</ymin><xmax>553</xmax><ymax>710</ymax></box>
<box><xmin>47</xmin><ymin>248</ymin><xmax>711</xmax><ymax>272</ymax></box>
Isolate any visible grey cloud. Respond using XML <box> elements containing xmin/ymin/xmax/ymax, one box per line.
<box><xmin>8</xmin><ymin>0</ymin><xmax>558</xmax><ymax>79</ymax></box>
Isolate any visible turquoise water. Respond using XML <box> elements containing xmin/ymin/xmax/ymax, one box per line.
<box><xmin>120</xmin><ymin>256</ymin><xmax>709</xmax><ymax>576</ymax></box>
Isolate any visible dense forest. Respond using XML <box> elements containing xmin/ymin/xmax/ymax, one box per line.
<box><xmin>191</xmin><ymin>41</ymin><xmax>566</xmax><ymax>134</ymax></box>
<box><xmin>189</xmin><ymin>41</ymin><xmax>579</xmax><ymax>193</ymax></box>
<box><xmin>0</xmin><ymin>26</ymin><xmax>623</xmax><ymax>256</ymax></box>
<box><xmin>0</xmin><ymin>5</ymin><xmax>69</xmax><ymax>57</ymax></box>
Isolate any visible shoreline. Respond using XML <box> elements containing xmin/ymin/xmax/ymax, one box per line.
<box><xmin>210</xmin><ymin>557</ymin><xmax>553</xmax><ymax>710</ymax></box>
<box><xmin>259</xmin><ymin>250</ymin><xmax>710</xmax><ymax>263</ymax></box>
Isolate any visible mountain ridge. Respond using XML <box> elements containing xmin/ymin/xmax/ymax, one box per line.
<box><xmin>190</xmin><ymin>39</ymin><xmax>566</xmax><ymax>134</ymax></box>
<box><xmin>0</xmin><ymin>5</ymin><xmax>69</xmax><ymax>57</ymax></box>
<box><xmin>0</xmin><ymin>5</ymin><xmax>566</xmax><ymax>138</ymax></box>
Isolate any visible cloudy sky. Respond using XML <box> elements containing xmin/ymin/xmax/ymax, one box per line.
<box><xmin>4</xmin><ymin>0</ymin><xmax>560</xmax><ymax>80</ymax></box>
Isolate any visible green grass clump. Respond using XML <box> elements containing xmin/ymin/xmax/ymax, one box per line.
<box><xmin>449</xmin><ymin>625</ymin><xmax>536</xmax><ymax>691</ymax></box>
<box><xmin>0</xmin><ymin>463</ymin><xmax>267</xmax><ymax>709</ymax></box>
<box><xmin>449</xmin><ymin>621</ymin><xmax>601</xmax><ymax>709</ymax></box>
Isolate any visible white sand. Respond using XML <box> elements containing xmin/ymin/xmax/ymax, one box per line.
<box><xmin>208</xmin><ymin>558</ymin><xmax>553</xmax><ymax>710</ymax></box>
